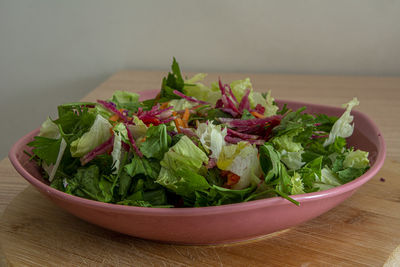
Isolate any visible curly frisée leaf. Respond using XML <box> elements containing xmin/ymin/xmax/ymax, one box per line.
<box><xmin>324</xmin><ymin>98</ymin><xmax>359</xmax><ymax>146</ymax></box>
<box><xmin>195</xmin><ymin>122</ymin><xmax>227</xmax><ymax>159</ymax></box>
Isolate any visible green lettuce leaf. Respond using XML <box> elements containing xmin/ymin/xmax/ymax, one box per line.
<box><xmin>111</xmin><ymin>123</ymin><xmax>127</xmax><ymax>173</ymax></box>
<box><xmin>280</xmin><ymin>150</ymin><xmax>305</xmax><ymax>171</ymax></box>
<box><xmin>315</xmin><ymin>167</ymin><xmax>342</xmax><ymax>189</ymax></box>
<box><xmin>183</xmin><ymin>73</ymin><xmax>221</xmax><ymax>105</ymax></box>
<box><xmin>39</xmin><ymin>117</ymin><xmax>60</xmax><ymax>139</ymax></box>
<box><xmin>290</xmin><ymin>172</ymin><xmax>305</xmax><ymax>195</ymax></box>
<box><xmin>124</xmin><ymin>154</ymin><xmax>161</xmax><ymax>180</ymax></box>
<box><xmin>168</xmin><ymin>98</ymin><xmax>197</xmax><ymax>111</ymax></box>
<box><xmin>259</xmin><ymin>143</ymin><xmax>281</xmax><ymax>183</ymax></box>
<box><xmin>217</xmin><ymin>142</ymin><xmax>262</xmax><ymax>189</ymax></box>
<box><xmin>156</xmin><ymin>135</ymin><xmax>209</xmax><ymax>197</ymax></box>
<box><xmin>343</xmin><ymin>149</ymin><xmax>370</xmax><ymax>169</ymax></box>
<box><xmin>251</xmin><ymin>91</ymin><xmax>278</xmax><ymax>117</ymax></box>
<box><xmin>139</xmin><ymin>124</ymin><xmax>171</xmax><ymax>160</ymax></box>
<box><xmin>160</xmin><ymin>135</ymin><xmax>208</xmax><ymax>172</ymax></box>
<box><xmin>110</xmin><ymin>90</ymin><xmax>140</xmax><ymax>108</ymax></box>
<box><xmin>324</xmin><ymin>98</ymin><xmax>359</xmax><ymax>146</ymax></box>
<box><xmin>157</xmin><ymin>167</ymin><xmax>209</xmax><ymax>197</ymax></box>
<box><xmin>70</xmin><ymin>114</ymin><xmax>112</xmax><ymax>157</ymax></box>
<box><xmin>195</xmin><ymin>121</ymin><xmax>227</xmax><ymax>159</ymax></box>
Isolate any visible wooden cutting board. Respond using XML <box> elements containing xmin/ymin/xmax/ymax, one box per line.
<box><xmin>1</xmin><ymin>159</ymin><xmax>399</xmax><ymax>267</ymax></box>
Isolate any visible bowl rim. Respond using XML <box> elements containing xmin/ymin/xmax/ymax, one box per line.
<box><xmin>8</xmin><ymin>95</ymin><xmax>386</xmax><ymax>216</ymax></box>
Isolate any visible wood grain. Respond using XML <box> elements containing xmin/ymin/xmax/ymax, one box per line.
<box><xmin>1</xmin><ymin>71</ymin><xmax>400</xmax><ymax>266</ymax></box>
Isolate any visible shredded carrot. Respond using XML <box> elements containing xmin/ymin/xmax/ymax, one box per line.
<box><xmin>174</xmin><ymin>118</ymin><xmax>184</xmax><ymax>133</ymax></box>
<box><xmin>172</xmin><ymin>111</ymin><xmax>177</xmax><ymax>116</ymax></box>
<box><xmin>109</xmin><ymin>114</ymin><xmax>119</xmax><ymax>122</ymax></box>
<box><xmin>192</xmin><ymin>104</ymin><xmax>203</xmax><ymax>109</ymax></box>
<box><xmin>140</xmin><ymin>136</ymin><xmax>146</xmax><ymax>142</ymax></box>
<box><xmin>182</xmin><ymin>108</ymin><xmax>190</xmax><ymax>121</ymax></box>
<box><xmin>250</xmin><ymin>111</ymin><xmax>265</xmax><ymax>119</ymax></box>
<box><xmin>160</xmin><ymin>102</ymin><xmax>169</xmax><ymax>109</ymax></box>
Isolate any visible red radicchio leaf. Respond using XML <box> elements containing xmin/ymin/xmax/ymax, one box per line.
<box><xmin>172</xmin><ymin>90</ymin><xmax>209</xmax><ymax>105</ymax></box>
<box><xmin>227</xmin><ymin>128</ymin><xmax>260</xmax><ymax>140</ymax></box>
<box><xmin>206</xmin><ymin>158</ymin><xmax>217</xmax><ymax>169</ymax></box>
<box><xmin>97</xmin><ymin>100</ymin><xmax>132</xmax><ymax>124</ymax></box>
<box><xmin>178</xmin><ymin>127</ymin><xmax>198</xmax><ymax>138</ymax></box>
<box><xmin>254</xmin><ymin>104</ymin><xmax>265</xmax><ymax>115</ymax></box>
<box><xmin>125</xmin><ymin>124</ymin><xmax>143</xmax><ymax>157</ymax></box>
<box><xmin>80</xmin><ymin>135</ymin><xmax>115</xmax><ymax>165</ymax></box>
<box><xmin>238</xmin><ymin>88</ymin><xmax>251</xmax><ymax>113</ymax></box>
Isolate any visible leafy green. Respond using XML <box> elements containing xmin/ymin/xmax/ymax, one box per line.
<box><xmin>27</xmin><ymin>137</ymin><xmax>62</xmax><ymax>165</ymax></box>
<box><xmin>336</xmin><ymin>167</ymin><xmax>367</xmax><ymax>183</ymax></box>
<box><xmin>70</xmin><ymin>114</ymin><xmax>112</xmax><ymax>157</ymax></box>
<box><xmin>324</xmin><ymin>98</ymin><xmax>359</xmax><ymax>146</ymax></box>
<box><xmin>110</xmin><ymin>90</ymin><xmax>140</xmax><ymax>111</ymax></box>
<box><xmin>139</xmin><ymin>124</ymin><xmax>171</xmax><ymax>160</ymax></box>
<box><xmin>65</xmin><ymin>165</ymin><xmax>115</xmax><ymax>202</ymax></box>
<box><xmin>298</xmin><ymin>156</ymin><xmax>322</xmax><ymax>191</ymax></box>
<box><xmin>160</xmin><ymin>57</ymin><xmax>184</xmax><ymax>100</ymax></box>
<box><xmin>194</xmin><ymin>185</ymin><xmax>255</xmax><ymax>207</ymax></box>
<box><xmin>343</xmin><ymin>150</ymin><xmax>370</xmax><ymax>169</ymax></box>
<box><xmin>157</xmin><ymin>167</ymin><xmax>209</xmax><ymax>198</ymax></box>
<box><xmin>53</xmin><ymin>105</ymin><xmax>97</xmax><ymax>145</ymax></box>
<box><xmin>39</xmin><ymin>117</ymin><xmax>60</xmax><ymax>139</ymax></box>
<box><xmin>195</xmin><ymin>122</ymin><xmax>227</xmax><ymax>159</ymax></box>
<box><xmin>160</xmin><ymin>135</ymin><xmax>208</xmax><ymax>172</ymax></box>
<box><xmin>124</xmin><ymin>154</ymin><xmax>160</xmax><ymax>180</ymax></box>
<box><xmin>289</xmin><ymin>172</ymin><xmax>305</xmax><ymax>195</ymax></box>
<box><xmin>251</xmin><ymin>91</ymin><xmax>278</xmax><ymax>117</ymax></box>
<box><xmin>241</xmin><ymin>109</ymin><xmax>255</xmax><ymax>120</ymax></box>
<box><xmin>183</xmin><ymin>73</ymin><xmax>221</xmax><ymax>105</ymax></box>
<box><xmin>259</xmin><ymin>143</ymin><xmax>281</xmax><ymax>183</ymax></box>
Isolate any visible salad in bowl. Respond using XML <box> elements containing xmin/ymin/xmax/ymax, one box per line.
<box><xmin>26</xmin><ymin>58</ymin><xmax>371</xmax><ymax>208</ymax></box>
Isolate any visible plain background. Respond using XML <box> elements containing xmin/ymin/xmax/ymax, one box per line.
<box><xmin>1</xmin><ymin>0</ymin><xmax>400</xmax><ymax>159</ymax></box>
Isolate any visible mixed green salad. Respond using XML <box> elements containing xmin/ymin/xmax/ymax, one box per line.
<box><xmin>27</xmin><ymin>58</ymin><xmax>370</xmax><ymax>207</ymax></box>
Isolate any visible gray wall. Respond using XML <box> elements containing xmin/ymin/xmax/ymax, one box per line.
<box><xmin>1</xmin><ymin>0</ymin><xmax>400</xmax><ymax>158</ymax></box>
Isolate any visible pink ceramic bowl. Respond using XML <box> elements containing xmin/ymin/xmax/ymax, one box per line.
<box><xmin>9</xmin><ymin>90</ymin><xmax>386</xmax><ymax>245</ymax></box>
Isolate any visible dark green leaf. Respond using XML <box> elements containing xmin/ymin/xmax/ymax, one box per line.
<box><xmin>124</xmin><ymin>154</ymin><xmax>161</xmax><ymax>180</ymax></box>
<box><xmin>173</xmin><ymin>168</ymin><xmax>210</xmax><ymax>197</ymax></box>
<box><xmin>259</xmin><ymin>143</ymin><xmax>281</xmax><ymax>182</ymax></box>
<box><xmin>241</xmin><ymin>109</ymin><xmax>255</xmax><ymax>120</ymax></box>
<box><xmin>118</xmin><ymin>171</ymin><xmax>132</xmax><ymax>198</ymax></box>
<box><xmin>337</xmin><ymin>167</ymin><xmax>367</xmax><ymax>183</ymax></box>
<box><xmin>27</xmin><ymin>136</ymin><xmax>61</xmax><ymax>165</ymax></box>
<box><xmin>139</xmin><ymin>124</ymin><xmax>171</xmax><ymax>160</ymax></box>
<box><xmin>160</xmin><ymin>58</ymin><xmax>185</xmax><ymax>100</ymax></box>
<box><xmin>298</xmin><ymin>156</ymin><xmax>323</xmax><ymax>190</ymax></box>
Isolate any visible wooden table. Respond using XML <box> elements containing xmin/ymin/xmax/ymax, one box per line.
<box><xmin>1</xmin><ymin>72</ymin><xmax>400</xmax><ymax>266</ymax></box>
